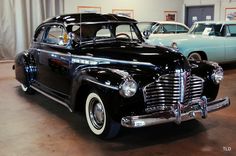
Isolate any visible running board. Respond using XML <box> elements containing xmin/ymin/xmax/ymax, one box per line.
<box><xmin>30</xmin><ymin>85</ymin><xmax>72</xmax><ymax>112</ymax></box>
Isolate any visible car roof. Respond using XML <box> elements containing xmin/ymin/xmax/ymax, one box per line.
<box><xmin>194</xmin><ymin>21</ymin><xmax>236</xmax><ymax>25</ymax></box>
<box><xmin>138</xmin><ymin>21</ymin><xmax>189</xmax><ymax>28</ymax></box>
<box><xmin>43</xmin><ymin>13</ymin><xmax>137</xmax><ymax>25</ymax></box>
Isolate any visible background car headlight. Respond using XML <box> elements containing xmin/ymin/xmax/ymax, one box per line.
<box><xmin>171</xmin><ymin>42</ymin><xmax>178</xmax><ymax>49</ymax></box>
<box><xmin>211</xmin><ymin>66</ymin><xmax>224</xmax><ymax>84</ymax></box>
<box><xmin>119</xmin><ymin>77</ymin><xmax>137</xmax><ymax>98</ymax></box>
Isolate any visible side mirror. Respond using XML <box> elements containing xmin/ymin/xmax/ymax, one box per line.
<box><xmin>65</xmin><ymin>32</ymin><xmax>76</xmax><ymax>49</ymax></box>
<box><xmin>68</xmin><ymin>32</ymin><xmax>75</xmax><ymax>40</ymax></box>
<box><xmin>143</xmin><ymin>30</ymin><xmax>151</xmax><ymax>39</ymax></box>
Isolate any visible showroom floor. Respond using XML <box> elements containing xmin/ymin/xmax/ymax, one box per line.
<box><xmin>0</xmin><ymin>61</ymin><xmax>235</xmax><ymax>156</ymax></box>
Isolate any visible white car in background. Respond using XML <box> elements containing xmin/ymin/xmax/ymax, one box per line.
<box><xmin>144</xmin><ymin>21</ymin><xmax>236</xmax><ymax>62</ymax></box>
<box><xmin>137</xmin><ymin>21</ymin><xmax>189</xmax><ymax>38</ymax></box>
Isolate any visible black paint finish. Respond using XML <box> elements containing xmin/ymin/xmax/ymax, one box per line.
<box><xmin>14</xmin><ymin>13</ymin><xmax>220</xmax><ymax>122</ymax></box>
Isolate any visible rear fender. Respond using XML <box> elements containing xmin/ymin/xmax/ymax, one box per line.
<box><xmin>15</xmin><ymin>51</ymin><xmax>37</xmax><ymax>86</ymax></box>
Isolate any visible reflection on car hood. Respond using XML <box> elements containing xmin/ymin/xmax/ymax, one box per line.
<box><xmin>79</xmin><ymin>42</ymin><xmax>190</xmax><ymax>71</ymax></box>
<box><xmin>147</xmin><ymin>33</ymin><xmax>214</xmax><ymax>46</ymax></box>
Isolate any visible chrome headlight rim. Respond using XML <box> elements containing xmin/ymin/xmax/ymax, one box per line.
<box><xmin>119</xmin><ymin>77</ymin><xmax>138</xmax><ymax>98</ymax></box>
<box><xmin>211</xmin><ymin>66</ymin><xmax>224</xmax><ymax>84</ymax></box>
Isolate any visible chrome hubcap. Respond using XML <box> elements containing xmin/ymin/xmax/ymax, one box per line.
<box><xmin>89</xmin><ymin>98</ymin><xmax>105</xmax><ymax>129</ymax></box>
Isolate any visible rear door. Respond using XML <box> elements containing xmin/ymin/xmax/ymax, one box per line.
<box><xmin>224</xmin><ymin>24</ymin><xmax>236</xmax><ymax>61</ymax></box>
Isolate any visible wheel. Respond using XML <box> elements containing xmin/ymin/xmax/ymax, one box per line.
<box><xmin>188</xmin><ymin>52</ymin><xmax>202</xmax><ymax>61</ymax></box>
<box><xmin>20</xmin><ymin>83</ymin><xmax>35</xmax><ymax>94</ymax></box>
<box><xmin>116</xmin><ymin>33</ymin><xmax>131</xmax><ymax>40</ymax></box>
<box><xmin>85</xmin><ymin>91</ymin><xmax>120</xmax><ymax>139</ymax></box>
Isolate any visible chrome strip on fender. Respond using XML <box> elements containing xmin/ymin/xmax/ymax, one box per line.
<box><xmin>85</xmin><ymin>79</ymin><xmax>119</xmax><ymax>90</ymax></box>
<box><xmin>30</xmin><ymin>48</ymin><xmax>154</xmax><ymax>67</ymax></box>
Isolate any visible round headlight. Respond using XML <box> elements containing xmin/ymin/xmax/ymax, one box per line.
<box><xmin>119</xmin><ymin>77</ymin><xmax>137</xmax><ymax>98</ymax></box>
<box><xmin>211</xmin><ymin>67</ymin><xmax>224</xmax><ymax>84</ymax></box>
<box><xmin>171</xmin><ymin>42</ymin><xmax>178</xmax><ymax>49</ymax></box>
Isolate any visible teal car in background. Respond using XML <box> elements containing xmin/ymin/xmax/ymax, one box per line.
<box><xmin>146</xmin><ymin>21</ymin><xmax>236</xmax><ymax>63</ymax></box>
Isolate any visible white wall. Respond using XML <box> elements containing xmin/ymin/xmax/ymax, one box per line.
<box><xmin>64</xmin><ymin>0</ymin><xmax>184</xmax><ymax>22</ymax></box>
<box><xmin>183</xmin><ymin>0</ymin><xmax>236</xmax><ymax>21</ymax></box>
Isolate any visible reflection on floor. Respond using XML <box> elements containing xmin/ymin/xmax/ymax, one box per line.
<box><xmin>0</xmin><ymin>62</ymin><xmax>235</xmax><ymax>156</ymax></box>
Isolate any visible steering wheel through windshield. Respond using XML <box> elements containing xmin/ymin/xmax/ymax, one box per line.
<box><xmin>115</xmin><ymin>33</ymin><xmax>131</xmax><ymax>40</ymax></box>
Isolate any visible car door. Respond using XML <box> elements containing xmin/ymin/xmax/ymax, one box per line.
<box><xmin>36</xmin><ymin>24</ymin><xmax>72</xmax><ymax>99</ymax></box>
<box><xmin>224</xmin><ymin>24</ymin><xmax>236</xmax><ymax>61</ymax></box>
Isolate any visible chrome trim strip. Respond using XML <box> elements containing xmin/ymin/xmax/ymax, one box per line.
<box><xmin>34</xmin><ymin>48</ymin><xmax>70</xmax><ymax>57</ymax></box>
<box><xmin>72</xmin><ymin>21</ymin><xmax>137</xmax><ymax>25</ymax></box>
<box><xmin>207</xmin><ymin>97</ymin><xmax>230</xmax><ymax>112</ymax></box>
<box><xmin>30</xmin><ymin>86</ymin><xmax>73</xmax><ymax>112</ymax></box>
<box><xmin>85</xmin><ymin>79</ymin><xmax>119</xmax><ymax>90</ymax></box>
<box><xmin>30</xmin><ymin>48</ymin><xmax>154</xmax><ymax>67</ymax></box>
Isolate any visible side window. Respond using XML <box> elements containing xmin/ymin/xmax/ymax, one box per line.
<box><xmin>162</xmin><ymin>24</ymin><xmax>177</xmax><ymax>33</ymax></box>
<box><xmin>176</xmin><ymin>25</ymin><xmax>189</xmax><ymax>33</ymax></box>
<box><xmin>116</xmin><ymin>25</ymin><xmax>138</xmax><ymax>39</ymax></box>
<box><xmin>153</xmin><ymin>25</ymin><xmax>162</xmax><ymax>34</ymax></box>
<box><xmin>35</xmin><ymin>27</ymin><xmax>45</xmax><ymax>42</ymax></box>
<box><xmin>96</xmin><ymin>29</ymin><xmax>111</xmax><ymax>38</ymax></box>
<box><xmin>44</xmin><ymin>25</ymin><xmax>69</xmax><ymax>46</ymax></box>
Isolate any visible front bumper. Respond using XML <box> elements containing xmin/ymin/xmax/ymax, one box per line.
<box><xmin>121</xmin><ymin>97</ymin><xmax>230</xmax><ymax>128</ymax></box>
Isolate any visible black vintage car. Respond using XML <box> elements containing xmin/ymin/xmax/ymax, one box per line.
<box><xmin>14</xmin><ymin>13</ymin><xmax>230</xmax><ymax>139</ymax></box>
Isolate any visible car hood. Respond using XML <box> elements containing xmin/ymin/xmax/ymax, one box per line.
<box><xmin>78</xmin><ymin>41</ymin><xmax>190</xmax><ymax>72</ymax></box>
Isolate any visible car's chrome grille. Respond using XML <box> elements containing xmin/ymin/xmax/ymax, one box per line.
<box><xmin>143</xmin><ymin>71</ymin><xmax>204</xmax><ymax>112</ymax></box>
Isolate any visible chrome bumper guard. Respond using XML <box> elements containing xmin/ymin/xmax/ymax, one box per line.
<box><xmin>121</xmin><ymin>97</ymin><xmax>230</xmax><ymax>128</ymax></box>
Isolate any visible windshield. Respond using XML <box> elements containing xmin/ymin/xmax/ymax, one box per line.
<box><xmin>70</xmin><ymin>23</ymin><xmax>142</xmax><ymax>44</ymax></box>
<box><xmin>189</xmin><ymin>23</ymin><xmax>223</xmax><ymax>36</ymax></box>
<box><xmin>137</xmin><ymin>22</ymin><xmax>159</xmax><ymax>33</ymax></box>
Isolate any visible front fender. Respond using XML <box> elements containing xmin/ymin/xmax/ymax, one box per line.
<box><xmin>70</xmin><ymin>66</ymin><xmax>146</xmax><ymax>121</ymax></box>
<box><xmin>70</xmin><ymin>66</ymin><xmax>127</xmax><ymax>111</ymax></box>
<box><xmin>190</xmin><ymin>60</ymin><xmax>220</xmax><ymax>101</ymax></box>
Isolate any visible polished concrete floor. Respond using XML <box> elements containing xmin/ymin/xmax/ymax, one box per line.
<box><xmin>0</xmin><ymin>61</ymin><xmax>235</xmax><ymax>156</ymax></box>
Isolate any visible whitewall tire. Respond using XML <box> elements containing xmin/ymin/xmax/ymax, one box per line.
<box><xmin>21</xmin><ymin>84</ymin><xmax>28</xmax><ymax>92</ymax></box>
<box><xmin>20</xmin><ymin>83</ymin><xmax>35</xmax><ymax>94</ymax></box>
<box><xmin>85</xmin><ymin>91</ymin><xmax>120</xmax><ymax>139</ymax></box>
<box><xmin>188</xmin><ymin>53</ymin><xmax>202</xmax><ymax>61</ymax></box>
<box><xmin>85</xmin><ymin>93</ymin><xmax>106</xmax><ymax>135</ymax></box>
